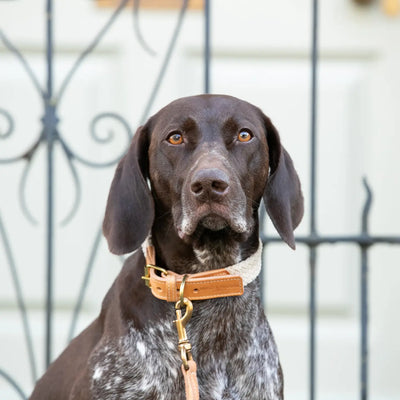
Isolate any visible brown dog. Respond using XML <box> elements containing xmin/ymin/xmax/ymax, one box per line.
<box><xmin>30</xmin><ymin>94</ymin><xmax>303</xmax><ymax>399</ymax></box>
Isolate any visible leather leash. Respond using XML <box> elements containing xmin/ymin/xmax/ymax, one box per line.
<box><xmin>143</xmin><ymin>244</ymin><xmax>245</xmax><ymax>400</ymax></box>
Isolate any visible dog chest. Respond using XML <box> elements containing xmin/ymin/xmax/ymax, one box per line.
<box><xmin>89</xmin><ymin>295</ymin><xmax>282</xmax><ymax>399</ymax></box>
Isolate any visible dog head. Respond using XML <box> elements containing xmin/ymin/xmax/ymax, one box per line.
<box><xmin>103</xmin><ymin>95</ymin><xmax>303</xmax><ymax>255</ymax></box>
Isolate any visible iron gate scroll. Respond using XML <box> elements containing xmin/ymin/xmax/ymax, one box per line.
<box><xmin>1</xmin><ymin>1</ymin><xmax>400</xmax><ymax>400</ymax></box>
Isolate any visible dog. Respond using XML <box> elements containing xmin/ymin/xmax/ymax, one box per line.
<box><xmin>30</xmin><ymin>94</ymin><xmax>303</xmax><ymax>400</ymax></box>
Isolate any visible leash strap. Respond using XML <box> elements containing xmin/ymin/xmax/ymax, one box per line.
<box><xmin>182</xmin><ymin>361</ymin><xmax>199</xmax><ymax>400</ymax></box>
<box><xmin>145</xmin><ymin>245</ymin><xmax>200</xmax><ymax>400</ymax></box>
<box><xmin>175</xmin><ymin>294</ymin><xmax>199</xmax><ymax>400</ymax></box>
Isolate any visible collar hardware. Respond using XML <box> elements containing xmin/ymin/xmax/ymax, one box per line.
<box><xmin>141</xmin><ymin>240</ymin><xmax>263</xmax><ymax>301</ymax></box>
<box><xmin>142</xmin><ymin>264</ymin><xmax>168</xmax><ymax>287</ymax></box>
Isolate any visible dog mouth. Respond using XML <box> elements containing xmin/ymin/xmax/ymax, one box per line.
<box><xmin>176</xmin><ymin>167</ymin><xmax>252</xmax><ymax>242</ymax></box>
<box><xmin>177</xmin><ymin>206</ymin><xmax>250</xmax><ymax>242</ymax></box>
<box><xmin>199</xmin><ymin>214</ymin><xmax>228</xmax><ymax>231</ymax></box>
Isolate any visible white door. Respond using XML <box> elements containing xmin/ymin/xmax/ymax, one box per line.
<box><xmin>1</xmin><ymin>1</ymin><xmax>399</xmax><ymax>399</ymax></box>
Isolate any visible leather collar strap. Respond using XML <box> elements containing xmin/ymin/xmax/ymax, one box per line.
<box><xmin>143</xmin><ymin>240</ymin><xmax>262</xmax><ymax>303</ymax></box>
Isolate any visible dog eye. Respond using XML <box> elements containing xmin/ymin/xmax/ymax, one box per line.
<box><xmin>237</xmin><ymin>129</ymin><xmax>253</xmax><ymax>143</ymax></box>
<box><xmin>167</xmin><ymin>132</ymin><xmax>184</xmax><ymax>145</ymax></box>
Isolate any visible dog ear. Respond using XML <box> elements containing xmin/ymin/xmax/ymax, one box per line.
<box><xmin>262</xmin><ymin>115</ymin><xmax>304</xmax><ymax>249</ymax></box>
<box><xmin>103</xmin><ymin>123</ymin><xmax>154</xmax><ymax>255</ymax></box>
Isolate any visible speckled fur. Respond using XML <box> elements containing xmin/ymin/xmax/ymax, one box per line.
<box><xmin>86</xmin><ymin>236</ymin><xmax>283</xmax><ymax>399</ymax></box>
<box><xmin>89</xmin><ymin>279</ymin><xmax>283</xmax><ymax>400</ymax></box>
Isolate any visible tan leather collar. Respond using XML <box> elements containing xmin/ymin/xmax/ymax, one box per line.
<box><xmin>142</xmin><ymin>244</ymin><xmax>245</xmax><ymax>302</ymax></box>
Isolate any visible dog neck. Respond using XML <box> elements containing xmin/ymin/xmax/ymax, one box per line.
<box><xmin>144</xmin><ymin>217</ymin><xmax>262</xmax><ymax>281</ymax></box>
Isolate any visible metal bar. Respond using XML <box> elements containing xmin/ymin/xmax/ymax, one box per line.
<box><xmin>140</xmin><ymin>0</ymin><xmax>189</xmax><ymax>123</ymax></box>
<box><xmin>0</xmin><ymin>108</ymin><xmax>14</xmax><ymax>139</ymax></box>
<box><xmin>0</xmin><ymin>369</ymin><xmax>27</xmax><ymax>400</ymax></box>
<box><xmin>58</xmin><ymin>112</ymin><xmax>133</xmax><ymax>169</ymax></box>
<box><xmin>309</xmin><ymin>247</ymin><xmax>317</xmax><ymax>400</ymax></box>
<box><xmin>0</xmin><ymin>215</ymin><xmax>37</xmax><ymax>383</ymax></box>
<box><xmin>67</xmin><ymin>226</ymin><xmax>103</xmax><ymax>342</ymax></box>
<box><xmin>360</xmin><ymin>178</ymin><xmax>371</xmax><ymax>400</ymax></box>
<box><xmin>56</xmin><ymin>0</ymin><xmax>130</xmax><ymax>104</ymax></box>
<box><xmin>204</xmin><ymin>0</ymin><xmax>211</xmax><ymax>94</ymax></box>
<box><xmin>18</xmin><ymin>136</ymin><xmax>43</xmax><ymax>224</ymax></box>
<box><xmin>310</xmin><ymin>2</ymin><xmax>318</xmax><ymax>235</ymax></box>
<box><xmin>44</xmin><ymin>0</ymin><xmax>55</xmax><ymax>368</ymax></box>
<box><xmin>0</xmin><ymin>30</ymin><xmax>45</xmax><ymax>97</ymax></box>
<box><xmin>261</xmin><ymin>234</ymin><xmax>400</xmax><ymax>246</ymax></box>
<box><xmin>309</xmin><ymin>0</ymin><xmax>319</xmax><ymax>399</ymax></box>
<box><xmin>259</xmin><ymin>208</ymin><xmax>267</xmax><ymax>306</ymax></box>
<box><xmin>132</xmin><ymin>0</ymin><xmax>156</xmax><ymax>56</ymax></box>
<box><xmin>360</xmin><ymin>246</ymin><xmax>369</xmax><ymax>400</ymax></box>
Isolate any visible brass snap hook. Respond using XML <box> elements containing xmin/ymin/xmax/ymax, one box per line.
<box><xmin>175</xmin><ymin>276</ymin><xmax>193</xmax><ymax>336</ymax></box>
<box><xmin>174</xmin><ymin>275</ymin><xmax>194</xmax><ymax>370</ymax></box>
<box><xmin>175</xmin><ymin>297</ymin><xmax>193</xmax><ymax>331</ymax></box>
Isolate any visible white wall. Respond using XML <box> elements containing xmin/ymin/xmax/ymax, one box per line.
<box><xmin>0</xmin><ymin>1</ymin><xmax>399</xmax><ymax>399</ymax></box>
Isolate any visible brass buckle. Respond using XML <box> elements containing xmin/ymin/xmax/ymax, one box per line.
<box><xmin>142</xmin><ymin>264</ymin><xmax>168</xmax><ymax>287</ymax></box>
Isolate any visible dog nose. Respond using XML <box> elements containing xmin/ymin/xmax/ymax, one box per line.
<box><xmin>190</xmin><ymin>168</ymin><xmax>230</xmax><ymax>201</ymax></box>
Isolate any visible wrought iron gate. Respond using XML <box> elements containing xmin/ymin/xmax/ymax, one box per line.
<box><xmin>1</xmin><ymin>1</ymin><xmax>399</xmax><ymax>399</ymax></box>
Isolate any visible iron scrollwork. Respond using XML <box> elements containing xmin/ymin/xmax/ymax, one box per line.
<box><xmin>0</xmin><ymin>108</ymin><xmax>14</xmax><ymax>139</ymax></box>
<box><xmin>0</xmin><ymin>0</ymin><xmax>190</xmax><ymax>398</ymax></box>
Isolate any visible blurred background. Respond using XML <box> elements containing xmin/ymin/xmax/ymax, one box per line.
<box><xmin>1</xmin><ymin>0</ymin><xmax>400</xmax><ymax>399</ymax></box>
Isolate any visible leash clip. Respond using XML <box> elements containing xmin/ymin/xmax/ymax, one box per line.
<box><xmin>174</xmin><ymin>275</ymin><xmax>194</xmax><ymax>370</ymax></box>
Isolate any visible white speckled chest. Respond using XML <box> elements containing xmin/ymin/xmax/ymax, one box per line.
<box><xmin>89</xmin><ymin>281</ymin><xmax>283</xmax><ymax>400</ymax></box>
